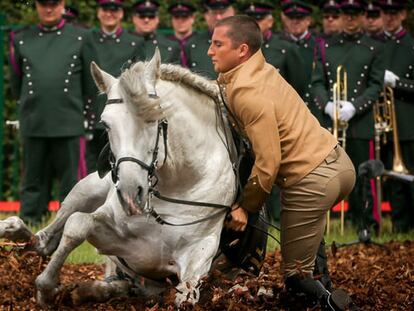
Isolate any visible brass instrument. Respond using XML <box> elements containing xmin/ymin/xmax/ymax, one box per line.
<box><xmin>332</xmin><ymin>65</ymin><xmax>349</xmax><ymax>149</ymax></box>
<box><xmin>373</xmin><ymin>86</ymin><xmax>410</xmax><ymax>234</ymax></box>
<box><xmin>327</xmin><ymin>65</ymin><xmax>348</xmax><ymax>236</ymax></box>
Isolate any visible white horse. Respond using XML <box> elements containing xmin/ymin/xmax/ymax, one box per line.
<box><xmin>0</xmin><ymin>50</ymin><xmax>236</xmax><ymax>307</ymax></box>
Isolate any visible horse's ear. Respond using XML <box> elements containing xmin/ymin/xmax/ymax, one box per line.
<box><xmin>90</xmin><ymin>61</ymin><xmax>117</xmax><ymax>93</ymax></box>
<box><xmin>149</xmin><ymin>47</ymin><xmax>161</xmax><ymax>75</ymax></box>
<box><xmin>144</xmin><ymin>48</ymin><xmax>161</xmax><ymax>95</ymax></box>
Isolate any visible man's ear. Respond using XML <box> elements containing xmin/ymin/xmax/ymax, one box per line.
<box><xmin>239</xmin><ymin>43</ymin><xmax>250</xmax><ymax>58</ymax></box>
<box><xmin>401</xmin><ymin>10</ymin><xmax>407</xmax><ymax>21</ymax></box>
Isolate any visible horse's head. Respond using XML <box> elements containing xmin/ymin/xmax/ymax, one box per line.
<box><xmin>90</xmin><ymin>49</ymin><xmax>167</xmax><ymax>216</ymax></box>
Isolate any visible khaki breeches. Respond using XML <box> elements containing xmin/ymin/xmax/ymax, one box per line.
<box><xmin>280</xmin><ymin>145</ymin><xmax>355</xmax><ymax>278</ymax></box>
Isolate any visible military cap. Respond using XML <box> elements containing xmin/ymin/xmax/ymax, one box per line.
<box><xmin>133</xmin><ymin>0</ymin><xmax>159</xmax><ymax>16</ymax></box>
<box><xmin>321</xmin><ymin>0</ymin><xmax>342</xmax><ymax>13</ymax></box>
<box><xmin>339</xmin><ymin>0</ymin><xmax>366</xmax><ymax>12</ymax></box>
<box><xmin>203</xmin><ymin>0</ymin><xmax>236</xmax><ymax>10</ymax></box>
<box><xmin>63</xmin><ymin>5</ymin><xmax>79</xmax><ymax>20</ymax></box>
<box><xmin>282</xmin><ymin>0</ymin><xmax>313</xmax><ymax>17</ymax></box>
<box><xmin>243</xmin><ymin>2</ymin><xmax>275</xmax><ymax>19</ymax></box>
<box><xmin>379</xmin><ymin>0</ymin><xmax>407</xmax><ymax>11</ymax></box>
<box><xmin>96</xmin><ymin>0</ymin><xmax>124</xmax><ymax>8</ymax></box>
<box><xmin>168</xmin><ymin>1</ymin><xmax>196</xmax><ymax>16</ymax></box>
<box><xmin>365</xmin><ymin>0</ymin><xmax>381</xmax><ymax>16</ymax></box>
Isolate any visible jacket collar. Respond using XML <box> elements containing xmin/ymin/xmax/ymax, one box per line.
<box><xmin>384</xmin><ymin>27</ymin><xmax>407</xmax><ymax>40</ymax></box>
<box><xmin>100</xmin><ymin>27</ymin><xmax>123</xmax><ymax>39</ymax></box>
<box><xmin>263</xmin><ymin>30</ymin><xmax>273</xmax><ymax>43</ymax></box>
<box><xmin>341</xmin><ymin>30</ymin><xmax>363</xmax><ymax>41</ymax></box>
<box><xmin>289</xmin><ymin>30</ymin><xmax>311</xmax><ymax>43</ymax></box>
<box><xmin>38</xmin><ymin>19</ymin><xmax>65</xmax><ymax>32</ymax></box>
<box><xmin>218</xmin><ymin>49</ymin><xmax>265</xmax><ymax>85</ymax></box>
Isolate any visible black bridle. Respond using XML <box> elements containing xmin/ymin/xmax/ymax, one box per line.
<box><xmin>107</xmin><ymin>96</ymin><xmax>168</xmax><ymax>187</ymax></box>
<box><xmin>105</xmin><ymin>96</ymin><xmax>231</xmax><ymax>226</ymax></box>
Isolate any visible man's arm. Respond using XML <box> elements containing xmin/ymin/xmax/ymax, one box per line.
<box><xmin>353</xmin><ymin>45</ymin><xmax>385</xmax><ymax>115</ymax></box>
<box><xmin>395</xmin><ymin>76</ymin><xmax>414</xmax><ymax>93</ymax></box>
<box><xmin>310</xmin><ymin>45</ymin><xmax>330</xmax><ymax>113</ymax></box>
<box><xmin>80</xmin><ymin>31</ymin><xmax>99</xmax><ymax>135</ymax></box>
<box><xmin>231</xmin><ymin>86</ymin><xmax>281</xmax><ymax>213</ymax></box>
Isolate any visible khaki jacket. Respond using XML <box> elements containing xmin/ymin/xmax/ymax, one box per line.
<box><xmin>218</xmin><ymin>50</ymin><xmax>337</xmax><ymax>211</ymax></box>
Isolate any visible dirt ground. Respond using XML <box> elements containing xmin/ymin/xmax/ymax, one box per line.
<box><xmin>0</xmin><ymin>240</ymin><xmax>413</xmax><ymax>311</ymax></box>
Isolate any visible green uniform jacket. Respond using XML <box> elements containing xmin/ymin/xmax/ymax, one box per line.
<box><xmin>311</xmin><ymin>32</ymin><xmax>384</xmax><ymax>139</ymax></box>
<box><xmin>262</xmin><ymin>31</ymin><xmax>306</xmax><ymax>97</ymax></box>
<box><xmin>381</xmin><ymin>29</ymin><xmax>414</xmax><ymax>141</ymax></box>
<box><xmin>9</xmin><ymin>20</ymin><xmax>88</xmax><ymax>137</ymax></box>
<box><xmin>82</xmin><ymin>28</ymin><xmax>146</xmax><ymax>130</ymax></box>
<box><xmin>186</xmin><ymin>30</ymin><xmax>216</xmax><ymax>80</ymax></box>
<box><xmin>138</xmin><ymin>32</ymin><xmax>180</xmax><ymax>64</ymax></box>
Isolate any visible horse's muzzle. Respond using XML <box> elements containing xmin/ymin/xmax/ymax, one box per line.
<box><xmin>116</xmin><ymin>186</ymin><xmax>145</xmax><ymax>216</ymax></box>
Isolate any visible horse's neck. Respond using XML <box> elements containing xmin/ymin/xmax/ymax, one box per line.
<box><xmin>157</xmin><ymin>83</ymin><xmax>227</xmax><ymax>192</ymax></box>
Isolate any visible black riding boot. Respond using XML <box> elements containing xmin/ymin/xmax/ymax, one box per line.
<box><xmin>313</xmin><ymin>238</ymin><xmax>332</xmax><ymax>291</ymax></box>
<box><xmin>285</xmin><ymin>274</ymin><xmax>357</xmax><ymax>311</ymax></box>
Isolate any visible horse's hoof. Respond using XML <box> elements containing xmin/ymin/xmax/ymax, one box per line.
<box><xmin>174</xmin><ymin>289</ymin><xmax>200</xmax><ymax>307</ymax></box>
<box><xmin>35</xmin><ymin>274</ymin><xmax>58</xmax><ymax>306</ymax></box>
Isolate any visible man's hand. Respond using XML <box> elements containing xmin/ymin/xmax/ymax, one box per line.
<box><xmin>225</xmin><ymin>204</ymin><xmax>248</xmax><ymax>231</ymax></box>
<box><xmin>324</xmin><ymin>101</ymin><xmax>335</xmax><ymax>120</ymax></box>
<box><xmin>339</xmin><ymin>100</ymin><xmax>356</xmax><ymax>122</ymax></box>
<box><xmin>384</xmin><ymin>70</ymin><xmax>399</xmax><ymax>88</ymax></box>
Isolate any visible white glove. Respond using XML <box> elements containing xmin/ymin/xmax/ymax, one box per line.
<box><xmin>339</xmin><ymin>100</ymin><xmax>356</xmax><ymax>122</ymax></box>
<box><xmin>324</xmin><ymin>101</ymin><xmax>335</xmax><ymax>120</ymax></box>
<box><xmin>384</xmin><ymin>70</ymin><xmax>399</xmax><ymax>88</ymax></box>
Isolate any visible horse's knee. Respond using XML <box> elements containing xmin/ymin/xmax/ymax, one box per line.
<box><xmin>0</xmin><ymin>216</ymin><xmax>33</xmax><ymax>241</ymax></box>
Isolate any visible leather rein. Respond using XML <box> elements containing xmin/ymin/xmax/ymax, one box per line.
<box><xmin>105</xmin><ymin>95</ymin><xmax>232</xmax><ymax>226</ymax></box>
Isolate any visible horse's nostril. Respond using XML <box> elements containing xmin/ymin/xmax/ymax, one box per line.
<box><xmin>136</xmin><ymin>186</ymin><xmax>143</xmax><ymax>205</ymax></box>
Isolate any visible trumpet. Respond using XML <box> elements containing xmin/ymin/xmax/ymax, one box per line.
<box><xmin>327</xmin><ymin>65</ymin><xmax>348</xmax><ymax>236</ymax></box>
<box><xmin>373</xmin><ymin>86</ymin><xmax>410</xmax><ymax>233</ymax></box>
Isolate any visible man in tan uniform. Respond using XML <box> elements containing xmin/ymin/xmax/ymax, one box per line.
<box><xmin>208</xmin><ymin>15</ymin><xmax>357</xmax><ymax>311</ymax></box>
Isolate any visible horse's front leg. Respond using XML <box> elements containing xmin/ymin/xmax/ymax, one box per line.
<box><xmin>35</xmin><ymin>211</ymin><xmax>96</xmax><ymax>307</ymax></box>
<box><xmin>174</xmin><ymin>234</ymin><xmax>221</xmax><ymax>306</ymax></box>
<box><xmin>34</xmin><ymin>172</ymin><xmax>111</xmax><ymax>256</ymax></box>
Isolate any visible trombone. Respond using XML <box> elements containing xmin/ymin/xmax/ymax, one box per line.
<box><xmin>332</xmin><ymin>65</ymin><xmax>349</xmax><ymax>150</ymax></box>
<box><xmin>327</xmin><ymin>65</ymin><xmax>348</xmax><ymax>236</ymax></box>
<box><xmin>373</xmin><ymin>86</ymin><xmax>410</xmax><ymax>234</ymax></box>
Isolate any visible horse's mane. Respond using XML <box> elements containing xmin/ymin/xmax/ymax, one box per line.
<box><xmin>159</xmin><ymin>64</ymin><xmax>219</xmax><ymax>99</ymax></box>
<box><xmin>119</xmin><ymin>61</ymin><xmax>220</xmax><ymax>122</ymax></box>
